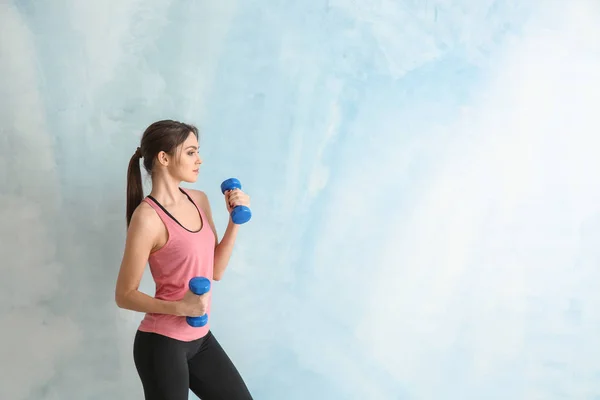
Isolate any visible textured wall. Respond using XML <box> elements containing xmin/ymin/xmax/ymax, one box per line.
<box><xmin>2</xmin><ymin>1</ymin><xmax>600</xmax><ymax>399</ymax></box>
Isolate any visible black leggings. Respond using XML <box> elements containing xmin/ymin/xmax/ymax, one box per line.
<box><xmin>133</xmin><ymin>330</ymin><xmax>253</xmax><ymax>400</ymax></box>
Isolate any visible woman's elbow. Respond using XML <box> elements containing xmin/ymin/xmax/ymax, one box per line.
<box><xmin>115</xmin><ymin>289</ymin><xmax>131</xmax><ymax>309</ymax></box>
<box><xmin>115</xmin><ymin>292</ymin><xmax>124</xmax><ymax>308</ymax></box>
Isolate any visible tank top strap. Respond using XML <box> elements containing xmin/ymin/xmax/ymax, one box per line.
<box><xmin>142</xmin><ymin>196</ymin><xmax>180</xmax><ymax>231</ymax></box>
<box><xmin>179</xmin><ymin>188</ymin><xmax>211</xmax><ymax>234</ymax></box>
<box><xmin>179</xmin><ymin>187</ymin><xmax>203</xmax><ymax>215</ymax></box>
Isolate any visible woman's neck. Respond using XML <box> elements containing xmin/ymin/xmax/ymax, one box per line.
<box><xmin>149</xmin><ymin>176</ymin><xmax>185</xmax><ymax>207</ymax></box>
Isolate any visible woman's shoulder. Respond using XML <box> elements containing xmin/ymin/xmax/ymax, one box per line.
<box><xmin>128</xmin><ymin>200</ymin><xmax>162</xmax><ymax>232</ymax></box>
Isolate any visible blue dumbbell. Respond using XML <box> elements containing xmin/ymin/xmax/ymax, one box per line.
<box><xmin>186</xmin><ymin>277</ymin><xmax>211</xmax><ymax>327</ymax></box>
<box><xmin>221</xmin><ymin>178</ymin><xmax>252</xmax><ymax>224</ymax></box>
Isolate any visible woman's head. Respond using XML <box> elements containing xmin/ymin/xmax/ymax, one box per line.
<box><xmin>126</xmin><ymin>119</ymin><xmax>201</xmax><ymax>226</ymax></box>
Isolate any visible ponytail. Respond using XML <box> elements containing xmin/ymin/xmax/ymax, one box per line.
<box><xmin>126</xmin><ymin>147</ymin><xmax>143</xmax><ymax>227</ymax></box>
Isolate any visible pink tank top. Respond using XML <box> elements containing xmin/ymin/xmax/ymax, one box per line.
<box><xmin>137</xmin><ymin>188</ymin><xmax>215</xmax><ymax>342</ymax></box>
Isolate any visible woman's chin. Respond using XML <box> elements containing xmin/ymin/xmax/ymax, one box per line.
<box><xmin>180</xmin><ymin>174</ymin><xmax>198</xmax><ymax>183</ymax></box>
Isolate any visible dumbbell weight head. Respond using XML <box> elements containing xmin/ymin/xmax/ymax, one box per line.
<box><xmin>189</xmin><ymin>276</ymin><xmax>211</xmax><ymax>295</ymax></box>
<box><xmin>220</xmin><ymin>178</ymin><xmax>242</xmax><ymax>193</ymax></box>
<box><xmin>187</xmin><ymin>314</ymin><xmax>208</xmax><ymax>328</ymax></box>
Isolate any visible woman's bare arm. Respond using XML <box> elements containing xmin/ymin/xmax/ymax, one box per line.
<box><xmin>114</xmin><ymin>203</ymin><xmax>182</xmax><ymax>316</ymax></box>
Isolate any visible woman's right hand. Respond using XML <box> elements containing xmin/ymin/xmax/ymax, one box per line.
<box><xmin>176</xmin><ymin>290</ymin><xmax>210</xmax><ymax>317</ymax></box>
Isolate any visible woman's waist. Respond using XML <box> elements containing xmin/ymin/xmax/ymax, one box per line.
<box><xmin>149</xmin><ymin>261</ymin><xmax>213</xmax><ymax>288</ymax></box>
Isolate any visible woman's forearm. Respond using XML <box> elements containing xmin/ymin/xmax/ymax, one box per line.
<box><xmin>116</xmin><ymin>289</ymin><xmax>182</xmax><ymax>316</ymax></box>
<box><xmin>213</xmin><ymin>219</ymin><xmax>240</xmax><ymax>280</ymax></box>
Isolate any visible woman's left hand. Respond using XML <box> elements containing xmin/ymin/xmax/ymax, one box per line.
<box><xmin>225</xmin><ymin>189</ymin><xmax>250</xmax><ymax>214</ymax></box>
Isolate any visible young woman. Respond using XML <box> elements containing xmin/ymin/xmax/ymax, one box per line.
<box><xmin>115</xmin><ymin>120</ymin><xmax>253</xmax><ymax>400</ymax></box>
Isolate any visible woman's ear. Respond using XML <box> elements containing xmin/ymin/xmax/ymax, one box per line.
<box><xmin>156</xmin><ymin>151</ymin><xmax>170</xmax><ymax>167</ymax></box>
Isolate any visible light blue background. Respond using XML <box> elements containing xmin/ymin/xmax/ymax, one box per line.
<box><xmin>2</xmin><ymin>1</ymin><xmax>600</xmax><ymax>399</ymax></box>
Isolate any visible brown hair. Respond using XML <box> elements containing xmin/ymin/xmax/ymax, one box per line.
<box><xmin>126</xmin><ymin>119</ymin><xmax>199</xmax><ymax>226</ymax></box>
